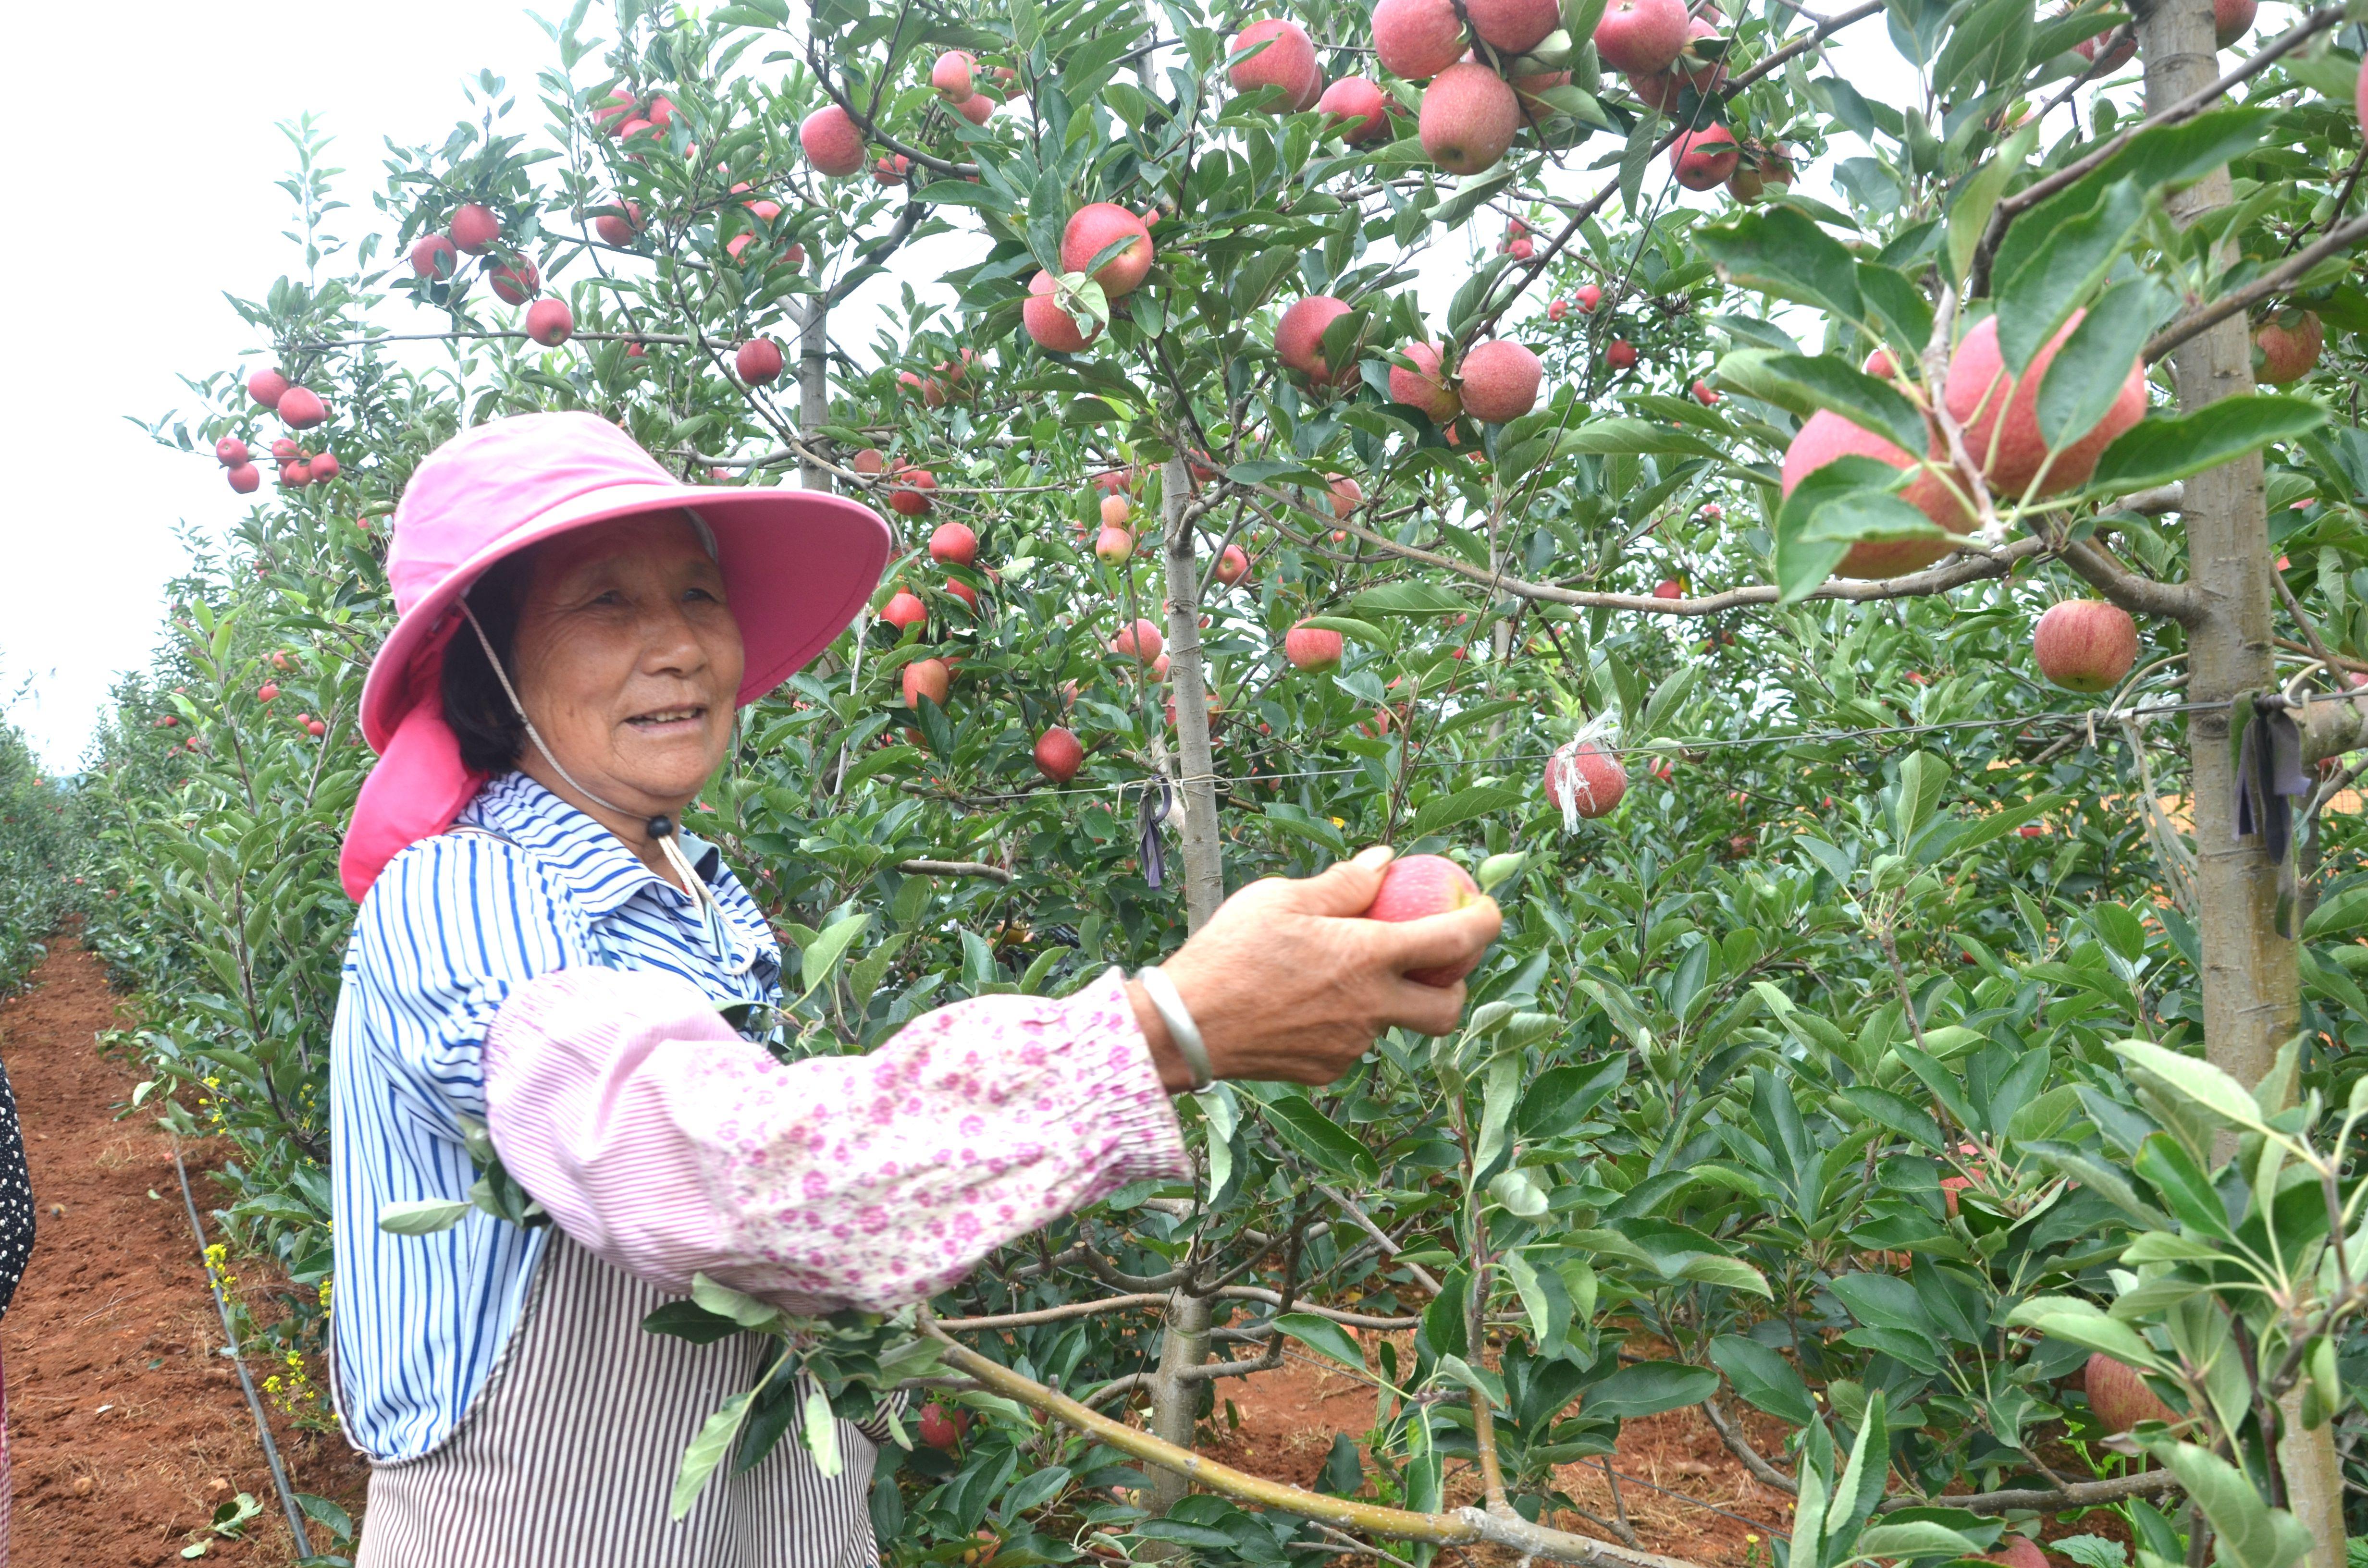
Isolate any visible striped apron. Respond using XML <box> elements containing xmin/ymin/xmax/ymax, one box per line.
<box><xmin>353</xmin><ymin>1228</ymin><xmax>882</xmax><ymax>1566</ymax></box>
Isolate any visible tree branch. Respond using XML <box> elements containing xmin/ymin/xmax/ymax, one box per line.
<box><xmin>1970</xmin><ymin>5</ymin><xmax>2345</xmax><ymax>295</ymax></box>
<box><xmin>921</xmin><ymin>1318</ymin><xmax>1720</xmax><ymax>1568</ymax></box>
<box><xmin>894</xmin><ymin>858</ymin><xmax>1014</xmax><ymax>882</ymax></box>
<box><xmin>1700</xmin><ymin>1396</ymin><xmax>1798</xmax><ymax>1494</ymax></box>
<box><xmin>2060</xmin><ymin>538</ymin><xmax>2203</xmax><ymax>624</ymax></box>
<box><xmin>2143</xmin><ymin>215</ymin><xmax>2368</xmax><ymax>365</ymax></box>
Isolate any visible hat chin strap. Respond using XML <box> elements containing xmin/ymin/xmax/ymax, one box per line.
<box><xmin>458</xmin><ymin>602</ymin><xmax>750</xmax><ymax>974</ymax></box>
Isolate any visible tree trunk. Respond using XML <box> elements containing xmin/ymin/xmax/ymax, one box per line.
<box><xmin>2135</xmin><ymin>0</ymin><xmax>2327</xmax><ymax>1554</ymax></box>
<box><xmin>798</xmin><ymin>298</ymin><xmax>832</xmax><ymax>492</ymax></box>
<box><xmin>1161</xmin><ymin>457</ymin><xmax>1225</xmax><ymax>931</ymax></box>
<box><xmin>1145</xmin><ymin>1289</ymin><xmax>1212</xmax><ymax>1523</ymax></box>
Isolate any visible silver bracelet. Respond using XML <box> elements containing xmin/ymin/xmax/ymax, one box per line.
<box><xmin>1135</xmin><ymin>964</ymin><xmax>1214</xmax><ymax>1092</ymax></box>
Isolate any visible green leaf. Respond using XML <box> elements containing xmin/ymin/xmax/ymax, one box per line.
<box><xmin>1299</xmin><ymin>615</ymin><xmax>1390</xmax><ymax>644</ymax></box>
<box><xmin>1948</xmin><ymin>127</ymin><xmax>2036</xmax><ymax>284</ymax></box>
<box><xmin>2036</xmin><ymin>279</ymin><xmax>2160</xmax><ymax>451</ymax></box>
<box><xmin>2083</xmin><ymin>396</ymin><xmax>2331</xmax><ymax>494</ymax></box>
<box><xmin>800</xmin><ymin>911</ymin><xmax>872</xmax><ymax>996</ymax></box>
<box><xmin>671</xmin><ymin>1387</ymin><xmax>758</xmax><ymax>1519</ymax></box>
<box><xmin>692</xmin><ymin>1272</ymin><xmax>787</xmax><ymax>1331</ymax></box>
<box><xmin>1892</xmin><ymin>750</ymin><xmax>1949</xmax><ymax>842</ymax></box>
<box><xmin>377</xmin><ymin>1197</ymin><xmax>474</xmax><ymax>1235</ymax></box>
<box><xmin>1994</xmin><ymin>177</ymin><xmax>2146</xmax><ymax>373</ymax></box>
<box><xmin>2003</xmin><ymin>1294</ymin><xmax>2172</xmax><ymax>1369</ymax></box>
<box><xmin>1854</xmin><ymin>1522</ymin><xmax>1984</xmax><ymax>1561</ymax></box>
<box><xmin>1717</xmin><ymin>351</ymin><xmax>1928</xmax><ymax>455</ymax></box>
<box><xmin>1352</xmin><ymin>581</ymin><xmax>1471</xmax><ymax>615</ymax></box>
<box><xmin>1710</xmin><ymin>1334</ymin><xmax>1819</xmax><ymax>1425</ymax></box>
<box><xmin>802</xmin><ymin>1380</ymin><xmax>844</xmax><ymax>1478</ymax></box>
<box><xmin>1412</xmin><ymin>786</ymin><xmax>1529</xmax><ymax>837</ymax></box>
<box><xmin>1258</xmin><ymin>1096</ymin><xmax>1383</xmax><ymax>1184</ymax></box>
<box><xmin>1586</xmin><ymin>1360</ymin><xmax>1721</xmax><ymax>1420</ymax></box>
<box><xmin>2110</xmin><ymin>1039</ymin><xmax>2275</xmax><ymax>1137</ymax></box>
<box><xmin>1270</xmin><ymin>1311</ymin><xmax>1368</xmax><ymax>1372</ymax></box>
<box><xmin>1699</xmin><ymin>206</ymin><xmax>1864</xmax><ymax>319</ymax></box>
<box><xmin>2303</xmin><ymin>884</ymin><xmax>2368</xmax><ymax>938</ymax></box>
<box><xmin>1775</xmin><ymin>456</ymin><xmax>1946</xmax><ymax>601</ymax></box>
<box><xmin>2140</xmin><ymin>1439</ymin><xmax>2315</xmax><ymax>1568</ymax></box>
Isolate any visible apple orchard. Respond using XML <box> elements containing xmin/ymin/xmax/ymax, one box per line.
<box><xmin>38</xmin><ymin>0</ymin><xmax>2368</xmax><ymax>1557</ymax></box>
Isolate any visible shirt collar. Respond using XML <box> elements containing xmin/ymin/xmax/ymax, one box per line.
<box><xmin>466</xmin><ymin>773</ymin><xmax>707</xmax><ymax>919</ymax></box>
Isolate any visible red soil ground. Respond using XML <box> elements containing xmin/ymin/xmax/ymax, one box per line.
<box><xmin>0</xmin><ymin>939</ymin><xmax>366</xmax><ymax>1566</ymax></box>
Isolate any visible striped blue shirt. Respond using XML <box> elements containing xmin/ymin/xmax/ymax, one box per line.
<box><xmin>328</xmin><ymin>772</ymin><xmax>781</xmax><ymax>1462</ymax></box>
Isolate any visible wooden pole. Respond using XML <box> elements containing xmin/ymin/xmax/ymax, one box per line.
<box><xmin>798</xmin><ymin>298</ymin><xmax>832</xmax><ymax>492</ymax></box>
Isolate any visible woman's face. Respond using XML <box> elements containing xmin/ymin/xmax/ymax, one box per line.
<box><xmin>508</xmin><ymin>512</ymin><xmax>745</xmax><ymax>817</ymax></box>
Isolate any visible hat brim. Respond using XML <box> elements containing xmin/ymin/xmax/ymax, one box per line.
<box><xmin>359</xmin><ymin>480</ymin><xmax>892</xmax><ymax>750</ymax></box>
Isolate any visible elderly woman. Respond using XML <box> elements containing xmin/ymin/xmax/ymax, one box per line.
<box><xmin>330</xmin><ymin>413</ymin><xmax>1499</xmax><ymax>1566</ymax></box>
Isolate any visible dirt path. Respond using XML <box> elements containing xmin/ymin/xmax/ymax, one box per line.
<box><xmin>0</xmin><ymin>939</ymin><xmax>366</xmax><ymax>1566</ymax></box>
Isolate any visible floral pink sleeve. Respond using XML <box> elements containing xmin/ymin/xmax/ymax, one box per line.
<box><xmin>481</xmin><ymin>966</ymin><xmax>1190</xmax><ymax>1311</ymax></box>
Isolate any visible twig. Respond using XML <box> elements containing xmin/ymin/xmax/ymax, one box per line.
<box><xmin>894</xmin><ymin>858</ymin><xmax>1014</xmax><ymax>883</ymax></box>
<box><xmin>1701</xmin><ymin>1396</ymin><xmax>1799</xmax><ymax>1494</ymax></box>
<box><xmin>935</xmin><ymin>1291</ymin><xmax>1171</xmax><ymax>1330</ymax></box>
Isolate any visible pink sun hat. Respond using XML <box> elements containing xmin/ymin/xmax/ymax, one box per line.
<box><xmin>339</xmin><ymin>412</ymin><xmax>892</xmax><ymax>902</ymax></box>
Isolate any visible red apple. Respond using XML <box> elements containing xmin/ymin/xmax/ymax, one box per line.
<box><xmin>852</xmin><ymin>448</ymin><xmax>888</xmax><ymax>476</ymax></box>
<box><xmin>1943</xmin><ymin>310</ymin><xmax>2147</xmax><ymax>498</ymax></box>
<box><xmin>929</xmin><ymin>523</ymin><xmax>978</xmax><ymax>565</ymax></box>
<box><xmin>945</xmin><ymin>577</ymin><xmax>978</xmax><ymax>609</ymax></box>
<box><xmin>307</xmin><ymin>719</ymin><xmax>327</xmax><ymax>738</ymax></box>
<box><xmin>1094</xmin><ymin>526</ymin><xmax>1135</xmax><ymax>562</ymax></box>
<box><xmin>258</xmin><ymin>683</ymin><xmax>279</xmax><ymax>703</ymax></box>
<box><xmin>873</xmin><ymin>154</ymin><xmax>912</xmax><ymax>186</ymax></box>
<box><xmin>2214</xmin><ymin>0</ymin><xmax>2254</xmax><ymax>47</ymax></box>
<box><xmin>800</xmin><ymin>106</ymin><xmax>867</xmax><ymax>176</ymax></box>
<box><xmin>277</xmin><ymin>386</ymin><xmax>328</xmax><ymax>429</ymax></box>
<box><xmin>1985</xmin><ymin>1539</ymin><xmax>2047</xmax><ymax>1568</ymax></box>
<box><xmin>1034</xmin><ymin>727</ymin><xmax>1085</xmax><ymax>784</ymax></box>
<box><xmin>1653</xmin><ymin>579</ymin><xmax>1684</xmax><ymax>599</ymax></box>
<box><xmin>1317</xmin><ymin>76</ymin><xmax>1392</xmax><ymax>142</ymax></box>
<box><xmin>1372</xmin><ymin>0</ymin><xmax>1467</xmax><ymax>78</ymax></box>
<box><xmin>917</xmin><ymin>1401</ymin><xmax>970</xmax><ymax>1449</ymax></box>
<box><xmin>1099</xmin><ymin>494</ymin><xmax>1133</xmax><ymax>527</ymax></box>
<box><xmin>247</xmin><ymin>369</ymin><xmax>290</xmax><ymax>409</ymax></box>
<box><xmin>1061</xmin><ymin>203</ymin><xmax>1155</xmax><ymax>298</ymax></box>
<box><xmin>890</xmin><ymin>466</ymin><xmax>937</xmax><ymax>517</ymax></box>
<box><xmin>1594</xmin><ymin>0</ymin><xmax>1689</xmax><ymax>74</ymax></box>
<box><xmin>489</xmin><ymin>259</ymin><xmax>540</xmax><ymax>304</ymax></box>
<box><xmin>1229</xmin><ymin>19</ymin><xmax>1320</xmax><ymax>105</ymax></box>
<box><xmin>594</xmin><ymin>201</ymin><xmax>645</xmax><ymax>246</ymax></box>
<box><xmin>932</xmin><ymin>50</ymin><xmax>976</xmax><ymax>100</ymax></box>
<box><xmin>280</xmin><ymin>461</ymin><xmax>312</xmax><ymax>488</ymax></box>
<box><xmin>1574</xmin><ymin>283</ymin><xmax>1603</xmax><ymax>313</ymax></box>
<box><xmin>1779</xmin><ymin>409</ymin><xmax>1972</xmax><ymax>577</ymax></box>
<box><xmin>1546</xmin><ymin>739</ymin><xmax>1626</xmax><ymax>818</ymax></box>
<box><xmin>1112</xmin><ymin>619</ymin><xmax>1164</xmax><ymax>662</ymax></box>
<box><xmin>1419</xmin><ymin>62</ymin><xmax>1520</xmax><ymax>175</ymax></box>
<box><xmin>1548</xmin><ymin>298</ymin><xmax>1569</xmax><ymax>322</ymax></box>
<box><xmin>1389</xmin><ymin>341</ymin><xmax>1462</xmax><ymax>423</ymax></box>
<box><xmin>737</xmin><ymin>338</ymin><xmax>786</xmax><ymax>385</ymax></box>
<box><xmin>903</xmin><ymin>658</ymin><xmax>951</xmax><ymax>709</ymax></box>
<box><xmin>1275</xmin><ymin>295</ymin><xmax>1356</xmax><ymax>383</ymax></box>
<box><xmin>311</xmin><ymin>452</ymin><xmax>341</xmax><ymax>482</ymax></box>
<box><xmin>2254</xmin><ymin>310</ymin><xmax>2323</xmax><ymax>384</ymax></box>
<box><xmin>1024</xmin><ymin>270</ymin><xmax>1100</xmax><ymax>354</ymax></box>
<box><xmin>955</xmin><ymin>94</ymin><xmax>996</xmax><ymax>125</ymax></box>
<box><xmin>526</xmin><ymin>299</ymin><xmax>574</xmax><ymax>346</ymax></box>
<box><xmin>410</xmin><ymin>233</ymin><xmax>458</xmax><ymax>280</ymax></box>
<box><xmin>227</xmin><ymin>464</ymin><xmax>260</xmax><ymax>494</ymax></box>
<box><xmin>1283</xmin><ymin>622</ymin><xmax>1344</xmax><ymax>672</ymax></box>
<box><xmin>1726</xmin><ymin>143</ymin><xmax>1793</xmax><ymax>202</ymax></box>
<box><xmin>881</xmin><ymin>590</ymin><xmax>928</xmax><ymax>633</ymax></box>
<box><xmin>2085</xmin><ymin>1353</ymin><xmax>2177</xmax><ymax>1433</ymax></box>
<box><xmin>1669</xmin><ymin>125</ymin><xmax>1740</xmax><ymax>191</ymax></box>
<box><xmin>1364</xmin><ymin>854</ymin><xmax>1491</xmax><ymax>986</ymax></box>
<box><xmin>1215</xmin><ymin>544</ymin><xmax>1251</xmax><ymax>586</ymax></box>
<box><xmin>214</xmin><ymin>437</ymin><xmax>248</xmax><ymax>467</ymax></box>
<box><xmin>1605</xmin><ymin>338</ymin><xmax>1637</xmax><ymax>370</ymax></box>
<box><xmin>2032</xmin><ymin>600</ymin><xmax>2138</xmax><ymax>693</ymax></box>
<box><xmin>1459</xmin><ymin>340</ymin><xmax>1542</xmax><ymax>422</ymax></box>
<box><xmin>1692</xmin><ymin>378</ymin><xmax>1720</xmax><ymax>405</ymax></box>
<box><xmin>451</xmin><ymin>203</ymin><xmax>501</xmax><ymax>254</ymax></box>
<box><xmin>1465</xmin><ymin>0</ymin><xmax>1560</xmax><ymax>54</ymax></box>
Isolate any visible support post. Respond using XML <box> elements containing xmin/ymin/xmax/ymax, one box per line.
<box><xmin>1160</xmin><ymin>457</ymin><xmax>1225</xmax><ymax>931</ymax></box>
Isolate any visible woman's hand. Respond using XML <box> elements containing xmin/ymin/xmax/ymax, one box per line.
<box><xmin>1129</xmin><ymin>846</ymin><xmax>1503</xmax><ymax>1091</ymax></box>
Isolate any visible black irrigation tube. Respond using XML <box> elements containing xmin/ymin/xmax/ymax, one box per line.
<box><xmin>172</xmin><ymin>1134</ymin><xmax>314</xmax><ymax>1562</ymax></box>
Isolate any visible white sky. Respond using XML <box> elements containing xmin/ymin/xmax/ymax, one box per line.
<box><xmin>0</xmin><ymin>0</ymin><xmax>2123</xmax><ymax>773</ymax></box>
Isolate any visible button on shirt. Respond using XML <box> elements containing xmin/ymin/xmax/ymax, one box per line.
<box><xmin>328</xmin><ymin>773</ymin><xmax>779</xmax><ymax>1462</ymax></box>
